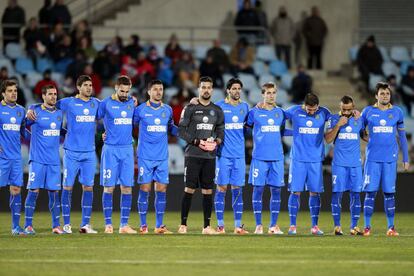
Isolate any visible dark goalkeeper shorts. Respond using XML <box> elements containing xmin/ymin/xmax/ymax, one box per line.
<box><xmin>184</xmin><ymin>157</ymin><xmax>215</xmax><ymax>189</ymax></box>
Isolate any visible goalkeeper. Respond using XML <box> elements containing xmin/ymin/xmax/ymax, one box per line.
<box><xmin>177</xmin><ymin>76</ymin><xmax>225</xmax><ymax>235</ymax></box>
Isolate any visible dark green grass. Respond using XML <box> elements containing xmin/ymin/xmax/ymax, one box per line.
<box><xmin>1</xmin><ymin>211</ymin><xmax>414</xmax><ymax>275</ymax></box>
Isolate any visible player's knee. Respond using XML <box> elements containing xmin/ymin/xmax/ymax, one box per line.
<box><xmin>63</xmin><ymin>186</ymin><xmax>73</xmax><ymax>191</ymax></box>
<box><xmin>231</xmin><ymin>185</ymin><xmax>241</xmax><ymax>190</ymax></box>
<box><xmin>201</xmin><ymin>189</ymin><xmax>213</xmax><ymax>195</ymax></box>
<box><xmin>292</xmin><ymin>192</ymin><xmax>301</xmax><ymax>196</ymax></box>
<box><xmin>309</xmin><ymin>192</ymin><xmax>318</xmax><ymax>196</ymax></box>
<box><xmin>217</xmin><ymin>185</ymin><xmax>227</xmax><ymax>192</ymax></box>
<box><xmin>82</xmin><ymin>185</ymin><xmax>93</xmax><ymax>192</ymax></box>
<box><xmin>184</xmin><ymin>187</ymin><xmax>195</xmax><ymax>194</ymax></box>
<box><xmin>9</xmin><ymin>186</ymin><xmax>21</xmax><ymax>195</ymax></box>
<box><xmin>121</xmin><ymin>186</ymin><xmax>132</xmax><ymax>194</ymax></box>
<box><xmin>155</xmin><ymin>182</ymin><xmax>167</xmax><ymax>192</ymax></box>
<box><xmin>104</xmin><ymin>187</ymin><xmax>115</xmax><ymax>193</ymax></box>
<box><xmin>30</xmin><ymin>189</ymin><xmax>40</xmax><ymax>193</ymax></box>
<box><xmin>140</xmin><ymin>184</ymin><xmax>152</xmax><ymax>192</ymax></box>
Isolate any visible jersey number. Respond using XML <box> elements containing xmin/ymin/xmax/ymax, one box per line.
<box><xmin>253</xmin><ymin>169</ymin><xmax>259</xmax><ymax>178</ymax></box>
<box><xmin>364</xmin><ymin>175</ymin><xmax>370</xmax><ymax>184</ymax></box>
<box><xmin>29</xmin><ymin>172</ymin><xmax>35</xmax><ymax>182</ymax></box>
<box><xmin>103</xmin><ymin>169</ymin><xmax>112</xmax><ymax>179</ymax></box>
<box><xmin>332</xmin><ymin>175</ymin><xmax>337</xmax><ymax>185</ymax></box>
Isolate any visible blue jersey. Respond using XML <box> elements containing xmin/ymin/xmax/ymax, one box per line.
<box><xmin>97</xmin><ymin>95</ymin><xmax>134</xmax><ymax>146</ymax></box>
<box><xmin>27</xmin><ymin>105</ymin><xmax>63</xmax><ymax>165</ymax></box>
<box><xmin>362</xmin><ymin>104</ymin><xmax>405</xmax><ymax>162</ymax></box>
<box><xmin>285</xmin><ymin>105</ymin><xmax>331</xmax><ymax>162</ymax></box>
<box><xmin>134</xmin><ymin>101</ymin><xmax>176</xmax><ymax>161</ymax></box>
<box><xmin>246</xmin><ymin>106</ymin><xmax>285</xmax><ymax>161</ymax></box>
<box><xmin>0</xmin><ymin>101</ymin><xmax>25</xmax><ymax>160</ymax></box>
<box><xmin>327</xmin><ymin>114</ymin><xmax>364</xmax><ymax>167</ymax></box>
<box><xmin>58</xmin><ymin>96</ymin><xmax>100</xmax><ymax>152</ymax></box>
<box><xmin>215</xmin><ymin>99</ymin><xmax>249</xmax><ymax>159</ymax></box>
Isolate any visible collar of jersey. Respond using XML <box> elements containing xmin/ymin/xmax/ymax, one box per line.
<box><xmin>75</xmin><ymin>94</ymin><xmax>92</xmax><ymax>102</ymax></box>
<box><xmin>1</xmin><ymin>100</ymin><xmax>17</xmax><ymax>108</ymax></box>
<box><xmin>225</xmin><ymin>96</ymin><xmax>241</xmax><ymax>105</ymax></box>
<box><xmin>146</xmin><ymin>100</ymin><xmax>163</xmax><ymax>109</ymax></box>
<box><xmin>41</xmin><ymin>104</ymin><xmax>57</xmax><ymax>112</ymax></box>
<box><xmin>373</xmin><ymin>103</ymin><xmax>393</xmax><ymax>110</ymax></box>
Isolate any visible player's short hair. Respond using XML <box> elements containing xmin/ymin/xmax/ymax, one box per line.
<box><xmin>147</xmin><ymin>79</ymin><xmax>163</xmax><ymax>90</ymax></box>
<box><xmin>226</xmin><ymin>78</ymin><xmax>243</xmax><ymax>90</ymax></box>
<box><xmin>116</xmin><ymin>75</ymin><xmax>132</xmax><ymax>86</ymax></box>
<box><xmin>76</xmin><ymin>75</ymin><xmax>92</xmax><ymax>87</ymax></box>
<box><xmin>340</xmin><ymin>95</ymin><xmax>354</xmax><ymax>105</ymax></box>
<box><xmin>375</xmin><ymin>82</ymin><xmax>391</xmax><ymax>95</ymax></box>
<box><xmin>0</xmin><ymin>79</ymin><xmax>17</xmax><ymax>93</ymax></box>
<box><xmin>41</xmin><ymin>84</ymin><xmax>57</xmax><ymax>95</ymax></box>
<box><xmin>304</xmin><ymin>93</ymin><xmax>319</xmax><ymax>106</ymax></box>
<box><xmin>198</xmin><ymin>76</ymin><xmax>213</xmax><ymax>86</ymax></box>
<box><xmin>261</xmin><ymin>82</ymin><xmax>276</xmax><ymax>94</ymax></box>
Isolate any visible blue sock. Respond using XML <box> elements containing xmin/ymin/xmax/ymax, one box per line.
<box><xmin>350</xmin><ymin>192</ymin><xmax>361</xmax><ymax>228</ymax></box>
<box><xmin>252</xmin><ymin>186</ymin><xmax>264</xmax><ymax>226</ymax></box>
<box><xmin>214</xmin><ymin>190</ymin><xmax>226</xmax><ymax>227</ymax></box>
<box><xmin>61</xmin><ymin>189</ymin><xmax>72</xmax><ymax>225</ymax></box>
<box><xmin>102</xmin><ymin>192</ymin><xmax>113</xmax><ymax>226</ymax></box>
<box><xmin>363</xmin><ymin>192</ymin><xmax>376</xmax><ymax>228</ymax></box>
<box><xmin>81</xmin><ymin>190</ymin><xmax>93</xmax><ymax>227</ymax></box>
<box><xmin>24</xmin><ymin>190</ymin><xmax>38</xmax><ymax>227</ymax></box>
<box><xmin>48</xmin><ymin>191</ymin><xmax>61</xmax><ymax>228</ymax></box>
<box><xmin>288</xmin><ymin>193</ymin><xmax>300</xmax><ymax>226</ymax></box>
<box><xmin>232</xmin><ymin>188</ymin><xmax>243</xmax><ymax>228</ymax></box>
<box><xmin>309</xmin><ymin>194</ymin><xmax>321</xmax><ymax>227</ymax></box>
<box><xmin>331</xmin><ymin>192</ymin><xmax>343</xmax><ymax>227</ymax></box>
<box><xmin>9</xmin><ymin>193</ymin><xmax>22</xmax><ymax>229</ymax></box>
<box><xmin>120</xmin><ymin>193</ymin><xmax>132</xmax><ymax>227</ymax></box>
<box><xmin>384</xmin><ymin>193</ymin><xmax>395</xmax><ymax>229</ymax></box>
<box><xmin>269</xmin><ymin>187</ymin><xmax>281</xmax><ymax>227</ymax></box>
<box><xmin>138</xmin><ymin>190</ymin><xmax>149</xmax><ymax>226</ymax></box>
<box><xmin>155</xmin><ymin>191</ymin><xmax>166</xmax><ymax>228</ymax></box>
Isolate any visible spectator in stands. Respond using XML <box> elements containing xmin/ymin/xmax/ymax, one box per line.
<box><xmin>23</xmin><ymin>17</ymin><xmax>48</xmax><ymax>62</ymax></box>
<box><xmin>0</xmin><ymin>67</ymin><xmax>9</xmax><ymax>82</ymax></box>
<box><xmin>136</xmin><ymin>51</ymin><xmax>156</xmax><ymax>91</ymax></box>
<box><xmin>146</xmin><ymin>45</ymin><xmax>162</xmax><ymax>72</ymax></box>
<box><xmin>50</xmin><ymin>0</ymin><xmax>72</xmax><ymax>28</ymax></box>
<box><xmin>105</xmin><ymin>36</ymin><xmax>123</xmax><ymax>72</ymax></box>
<box><xmin>157</xmin><ymin>57</ymin><xmax>174</xmax><ymax>87</ymax></box>
<box><xmin>199</xmin><ymin>54</ymin><xmax>224</xmax><ymax>88</ymax></box>
<box><xmin>169</xmin><ymin>88</ymin><xmax>196</xmax><ymax>125</ymax></box>
<box><xmin>165</xmin><ymin>33</ymin><xmax>183</xmax><ymax>65</ymax></box>
<box><xmin>254</xmin><ymin>0</ymin><xmax>269</xmax><ymax>44</ymax></box>
<box><xmin>38</xmin><ymin>0</ymin><xmax>53</xmax><ymax>28</ymax></box>
<box><xmin>290</xmin><ymin>64</ymin><xmax>313</xmax><ymax>104</ymax></box>
<box><xmin>48</xmin><ymin>22</ymin><xmax>66</xmax><ymax>50</ymax></box>
<box><xmin>400</xmin><ymin>66</ymin><xmax>414</xmax><ymax>114</ymax></box>
<box><xmin>93</xmin><ymin>49</ymin><xmax>116</xmax><ymax>84</ymax></box>
<box><xmin>83</xmin><ymin>63</ymin><xmax>102</xmax><ymax>96</ymax></box>
<box><xmin>33</xmin><ymin>69</ymin><xmax>58</xmax><ymax>100</ymax></box>
<box><xmin>124</xmin><ymin>34</ymin><xmax>143</xmax><ymax>59</ymax></box>
<box><xmin>387</xmin><ymin>74</ymin><xmax>403</xmax><ymax>107</ymax></box>
<box><xmin>52</xmin><ymin>33</ymin><xmax>74</xmax><ymax>62</ymax></box>
<box><xmin>229</xmin><ymin>37</ymin><xmax>255</xmax><ymax>75</ymax></box>
<box><xmin>1</xmin><ymin>0</ymin><xmax>26</xmax><ymax>51</ymax></box>
<box><xmin>78</xmin><ymin>36</ymin><xmax>97</xmax><ymax>61</ymax></box>
<box><xmin>234</xmin><ymin>0</ymin><xmax>261</xmax><ymax>45</ymax></box>
<box><xmin>173</xmin><ymin>50</ymin><xmax>199</xmax><ymax>88</ymax></box>
<box><xmin>303</xmin><ymin>6</ymin><xmax>328</xmax><ymax>69</ymax></box>
<box><xmin>271</xmin><ymin>6</ymin><xmax>295</xmax><ymax>69</ymax></box>
<box><xmin>70</xmin><ymin>19</ymin><xmax>91</xmax><ymax>49</ymax></box>
<box><xmin>356</xmin><ymin>35</ymin><xmax>383</xmax><ymax>90</ymax></box>
<box><xmin>66</xmin><ymin>49</ymin><xmax>87</xmax><ymax>81</ymax></box>
<box><xmin>293</xmin><ymin>11</ymin><xmax>307</xmax><ymax>66</ymax></box>
<box><xmin>206</xmin><ymin>39</ymin><xmax>230</xmax><ymax>73</ymax></box>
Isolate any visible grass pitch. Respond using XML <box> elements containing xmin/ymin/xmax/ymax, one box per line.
<box><xmin>0</xmin><ymin>211</ymin><xmax>413</xmax><ymax>275</ymax></box>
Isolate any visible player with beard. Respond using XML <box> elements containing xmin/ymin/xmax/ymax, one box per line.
<box><xmin>178</xmin><ymin>76</ymin><xmax>225</xmax><ymax>235</ymax></box>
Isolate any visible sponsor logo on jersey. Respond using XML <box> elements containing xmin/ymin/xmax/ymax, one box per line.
<box><xmin>337</xmin><ymin>133</ymin><xmax>358</xmax><ymax>140</ymax></box>
<box><xmin>372</xmin><ymin>119</ymin><xmax>393</xmax><ymax>133</ymax></box>
<box><xmin>225</xmin><ymin>123</ymin><xmax>243</xmax><ymax>130</ymax></box>
<box><xmin>43</xmin><ymin>123</ymin><xmax>60</xmax><ymax>136</ymax></box>
<box><xmin>197</xmin><ymin>123</ymin><xmax>213</xmax><ymax>130</ymax></box>
<box><xmin>2</xmin><ymin>116</ymin><xmax>19</xmax><ymax>131</ymax></box>
<box><xmin>261</xmin><ymin>125</ymin><xmax>280</xmax><ymax>132</ymax></box>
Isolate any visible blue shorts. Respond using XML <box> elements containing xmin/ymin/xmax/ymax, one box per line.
<box><xmin>288</xmin><ymin>160</ymin><xmax>324</xmax><ymax>193</ymax></box>
<box><xmin>0</xmin><ymin>158</ymin><xmax>23</xmax><ymax>187</ymax></box>
<box><xmin>63</xmin><ymin>150</ymin><xmax>96</xmax><ymax>187</ymax></box>
<box><xmin>137</xmin><ymin>158</ymin><xmax>169</xmax><ymax>184</ymax></box>
<box><xmin>363</xmin><ymin>161</ymin><xmax>397</xmax><ymax>193</ymax></box>
<box><xmin>331</xmin><ymin>164</ymin><xmax>362</xmax><ymax>192</ymax></box>
<box><xmin>27</xmin><ymin>161</ymin><xmax>61</xmax><ymax>190</ymax></box>
<box><xmin>215</xmin><ymin>157</ymin><xmax>246</xmax><ymax>186</ymax></box>
<box><xmin>100</xmin><ymin>145</ymin><xmax>134</xmax><ymax>187</ymax></box>
<box><xmin>248</xmin><ymin>159</ymin><xmax>285</xmax><ymax>187</ymax></box>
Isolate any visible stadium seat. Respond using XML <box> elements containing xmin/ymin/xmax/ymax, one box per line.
<box><xmin>253</xmin><ymin>60</ymin><xmax>267</xmax><ymax>76</ymax></box>
<box><xmin>221</xmin><ymin>44</ymin><xmax>231</xmax><ymax>54</ymax></box>
<box><xmin>164</xmin><ymin>86</ymin><xmax>178</xmax><ymax>102</ymax></box>
<box><xmin>379</xmin><ymin>46</ymin><xmax>390</xmax><ymax>62</ymax></box>
<box><xmin>51</xmin><ymin>72</ymin><xmax>64</xmax><ymax>87</ymax></box>
<box><xmin>212</xmin><ymin>88</ymin><xmax>225</xmax><ymax>102</ymax></box>
<box><xmin>93</xmin><ymin>42</ymin><xmax>106</xmax><ymax>52</ymax></box>
<box><xmin>258</xmin><ymin>74</ymin><xmax>275</xmax><ymax>85</ymax></box>
<box><xmin>390</xmin><ymin>46</ymin><xmax>410</xmax><ymax>62</ymax></box>
<box><xmin>15</xmin><ymin>57</ymin><xmax>35</xmax><ymax>74</ymax></box>
<box><xmin>25</xmin><ymin>72</ymin><xmax>43</xmax><ymax>88</ymax></box>
<box><xmin>36</xmin><ymin>58</ymin><xmax>54</xmax><ymax>73</ymax></box>
<box><xmin>256</xmin><ymin>45</ymin><xmax>276</xmax><ymax>62</ymax></box>
<box><xmin>280</xmin><ymin>73</ymin><xmax>293</xmax><ymax>90</ymax></box>
<box><xmin>168</xmin><ymin>144</ymin><xmax>184</xmax><ymax>174</ymax></box>
<box><xmin>277</xmin><ymin>89</ymin><xmax>290</xmax><ymax>107</ymax></box>
<box><xmin>0</xmin><ymin>58</ymin><xmax>15</xmax><ymax>75</ymax></box>
<box><xmin>382</xmin><ymin>61</ymin><xmax>400</xmax><ymax>77</ymax></box>
<box><xmin>247</xmin><ymin>89</ymin><xmax>262</xmax><ymax>105</ymax></box>
<box><xmin>238</xmin><ymin>73</ymin><xmax>258</xmax><ymax>91</ymax></box>
<box><xmin>369</xmin><ymin>73</ymin><xmax>385</xmax><ymax>92</ymax></box>
<box><xmin>100</xmin><ymin>86</ymin><xmax>114</xmax><ymax>99</ymax></box>
<box><xmin>400</xmin><ymin>61</ymin><xmax>414</xmax><ymax>75</ymax></box>
<box><xmin>194</xmin><ymin>45</ymin><xmax>209</xmax><ymax>60</ymax></box>
<box><xmin>54</xmin><ymin>58</ymin><xmax>73</xmax><ymax>74</ymax></box>
<box><xmin>349</xmin><ymin>45</ymin><xmax>359</xmax><ymax>62</ymax></box>
<box><xmin>223</xmin><ymin>73</ymin><xmax>233</xmax><ymax>85</ymax></box>
<box><xmin>5</xmin><ymin>43</ymin><xmax>23</xmax><ymax>59</ymax></box>
<box><xmin>269</xmin><ymin>60</ymin><xmax>288</xmax><ymax>77</ymax></box>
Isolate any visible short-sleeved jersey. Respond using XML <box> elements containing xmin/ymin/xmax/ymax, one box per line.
<box><xmin>246</xmin><ymin>106</ymin><xmax>285</xmax><ymax>161</ymax></box>
<box><xmin>0</xmin><ymin>101</ymin><xmax>25</xmax><ymax>160</ymax></box>
<box><xmin>97</xmin><ymin>95</ymin><xmax>134</xmax><ymax>147</ymax></box>
<box><xmin>27</xmin><ymin>105</ymin><xmax>63</xmax><ymax>165</ymax></box>
<box><xmin>327</xmin><ymin>114</ymin><xmax>364</xmax><ymax>167</ymax></box>
<box><xmin>215</xmin><ymin>99</ymin><xmax>249</xmax><ymax>159</ymax></box>
<box><xmin>362</xmin><ymin>105</ymin><xmax>405</xmax><ymax>162</ymax></box>
<box><xmin>134</xmin><ymin>101</ymin><xmax>175</xmax><ymax>161</ymax></box>
<box><xmin>178</xmin><ymin>102</ymin><xmax>225</xmax><ymax>159</ymax></box>
<box><xmin>58</xmin><ymin>96</ymin><xmax>100</xmax><ymax>152</ymax></box>
<box><xmin>285</xmin><ymin>105</ymin><xmax>331</xmax><ymax>162</ymax></box>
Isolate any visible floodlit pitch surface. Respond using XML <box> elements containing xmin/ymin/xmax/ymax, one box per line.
<box><xmin>1</xmin><ymin>212</ymin><xmax>413</xmax><ymax>275</ymax></box>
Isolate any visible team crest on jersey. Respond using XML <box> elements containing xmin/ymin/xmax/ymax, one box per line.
<box><xmin>275</xmin><ymin>113</ymin><xmax>279</xmax><ymax>118</ymax></box>
<box><xmin>127</xmin><ymin>105</ymin><xmax>131</xmax><ymax>110</ymax></box>
<box><xmin>354</xmin><ymin>121</ymin><xmax>358</xmax><ymax>126</ymax></box>
<box><xmin>315</xmin><ymin>114</ymin><xmax>320</xmax><ymax>119</ymax></box>
<box><xmin>16</xmin><ymin>111</ymin><xmax>22</xmax><ymax>117</ymax></box>
<box><xmin>161</xmin><ymin>112</ymin><xmax>166</xmax><ymax>118</ymax></box>
<box><xmin>388</xmin><ymin>114</ymin><xmax>393</xmax><ymax>119</ymax></box>
<box><xmin>210</xmin><ymin>110</ymin><xmax>215</xmax><ymax>116</ymax></box>
<box><xmin>240</xmin><ymin>109</ymin><xmax>244</xmax><ymax>114</ymax></box>
<box><xmin>90</xmin><ymin>102</ymin><xmax>95</xmax><ymax>108</ymax></box>
<box><xmin>57</xmin><ymin>116</ymin><xmax>61</xmax><ymax>121</ymax></box>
